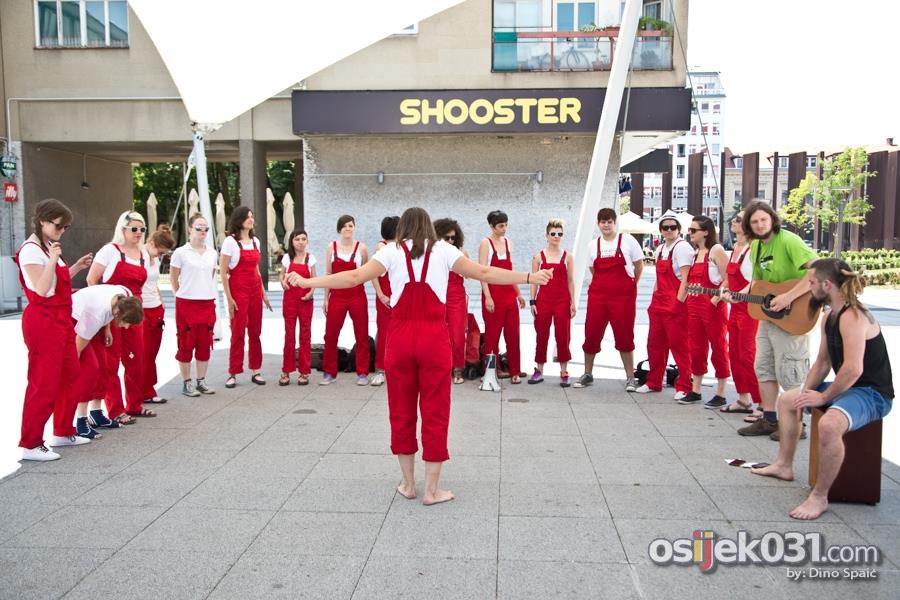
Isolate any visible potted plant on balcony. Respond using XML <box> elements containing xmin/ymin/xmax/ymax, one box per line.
<box><xmin>580</xmin><ymin>23</ymin><xmax>611</xmax><ymax>70</ymax></box>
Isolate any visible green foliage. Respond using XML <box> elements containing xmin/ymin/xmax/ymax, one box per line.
<box><xmin>638</xmin><ymin>16</ymin><xmax>672</xmax><ymax>33</ymax></box>
<box><xmin>816</xmin><ymin>147</ymin><xmax>875</xmax><ymax>226</ymax></box>
<box><xmin>618</xmin><ymin>195</ymin><xmax>630</xmax><ymax>215</ymax></box>
<box><xmin>779</xmin><ymin>172</ymin><xmax>817</xmax><ymax>232</ymax></box>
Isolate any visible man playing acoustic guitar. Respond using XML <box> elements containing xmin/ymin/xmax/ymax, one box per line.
<box><xmin>734</xmin><ymin>201</ymin><xmax>817</xmax><ymax>438</ymax></box>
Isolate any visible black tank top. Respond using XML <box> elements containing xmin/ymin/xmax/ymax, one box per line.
<box><xmin>825</xmin><ymin>305</ymin><xmax>894</xmax><ymax>400</ymax></box>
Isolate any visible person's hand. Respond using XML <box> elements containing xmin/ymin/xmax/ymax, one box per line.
<box><xmin>570</xmin><ymin>302</ymin><xmax>577</xmax><ymax>318</ymax></box>
<box><xmin>104</xmin><ymin>331</ymin><xmax>113</xmax><ymax>347</ymax></box>
<box><xmin>530</xmin><ymin>269</ymin><xmax>553</xmax><ymax>286</ymax></box>
<box><xmin>378</xmin><ymin>293</ymin><xmax>390</xmax><ymax>307</ymax></box>
<box><xmin>677</xmin><ymin>289</ymin><xmax>687</xmax><ymax>303</ymax></box>
<box><xmin>792</xmin><ymin>389</ymin><xmax>827</xmax><ymax>410</ymax></box>
<box><xmin>721</xmin><ymin>290</ymin><xmax>734</xmax><ymax>304</ymax></box>
<box><xmin>484</xmin><ymin>297</ymin><xmax>495</xmax><ymax>313</ymax></box>
<box><xmin>302</xmin><ymin>292</ymin><xmax>314</xmax><ymax>302</ymax></box>
<box><xmin>322</xmin><ymin>299</ymin><xmax>329</xmax><ymax>317</ymax></box>
<box><xmin>263</xmin><ymin>294</ymin><xmax>273</xmax><ymax>312</ymax></box>
<box><xmin>48</xmin><ymin>241</ymin><xmax>62</xmax><ymax>262</ymax></box>
<box><xmin>530</xmin><ymin>304</ymin><xmax>537</xmax><ymax>317</ymax></box>
<box><xmin>73</xmin><ymin>253</ymin><xmax>93</xmax><ymax>270</ymax></box>
<box><xmin>227</xmin><ymin>297</ymin><xmax>237</xmax><ymax>319</ymax></box>
<box><xmin>769</xmin><ymin>293</ymin><xmax>792</xmax><ymax>313</ymax></box>
<box><xmin>280</xmin><ymin>279</ymin><xmax>289</xmax><ymax>291</ymax></box>
<box><xmin>517</xmin><ymin>296</ymin><xmax>526</xmax><ymax>309</ymax></box>
<box><xmin>711</xmin><ymin>294</ymin><xmax>720</xmax><ymax>306</ymax></box>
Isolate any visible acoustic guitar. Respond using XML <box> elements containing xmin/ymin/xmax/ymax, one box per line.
<box><xmin>686</xmin><ymin>279</ymin><xmax>821</xmax><ymax>335</ymax></box>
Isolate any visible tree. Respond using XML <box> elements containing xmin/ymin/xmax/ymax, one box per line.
<box><xmin>779</xmin><ymin>171</ymin><xmax>817</xmax><ymax>234</ymax></box>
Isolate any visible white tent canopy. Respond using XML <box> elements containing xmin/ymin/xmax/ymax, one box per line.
<box><xmin>617</xmin><ymin>211</ymin><xmax>656</xmax><ymax>235</ymax></box>
<box><xmin>128</xmin><ymin>0</ymin><xmax>464</xmax><ymax>126</ymax></box>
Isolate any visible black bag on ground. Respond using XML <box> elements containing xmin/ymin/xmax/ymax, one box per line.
<box><xmin>311</xmin><ymin>343</ymin><xmax>351</xmax><ymax>372</ymax></box>
<box><xmin>633</xmin><ymin>360</ymin><xmax>649</xmax><ymax>385</ymax></box>
<box><xmin>347</xmin><ymin>336</ymin><xmax>376</xmax><ymax>373</ymax></box>
<box><xmin>665</xmin><ymin>364</ymin><xmax>679</xmax><ymax>387</ymax></box>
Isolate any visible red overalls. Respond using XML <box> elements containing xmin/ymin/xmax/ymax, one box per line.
<box><xmin>646</xmin><ymin>240</ymin><xmax>692</xmax><ymax>392</ymax></box>
<box><xmin>323</xmin><ymin>241</ymin><xmax>370</xmax><ymax>377</ymax></box>
<box><xmin>15</xmin><ymin>241</ymin><xmax>79</xmax><ymax>447</ymax></box>
<box><xmin>686</xmin><ymin>250</ymin><xmax>731</xmax><ymax>379</ymax></box>
<box><xmin>140</xmin><ymin>260</ymin><xmax>165</xmax><ymax>401</ymax></box>
<box><xmin>482</xmin><ymin>238</ymin><xmax>520</xmax><ymax>375</ymax></box>
<box><xmin>374</xmin><ymin>241</ymin><xmax>392</xmax><ymax>372</ymax></box>
<box><xmin>446</xmin><ymin>270</ymin><xmax>468</xmax><ymax>370</ymax></box>
<box><xmin>175</xmin><ymin>298</ymin><xmax>216</xmax><ymax>363</ymax></box>
<box><xmin>104</xmin><ymin>244</ymin><xmax>146</xmax><ymax>418</ymax></box>
<box><xmin>282</xmin><ymin>254</ymin><xmax>314</xmax><ymax>374</ymax></box>
<box><xmin>76</xmin><ymin>323</ymin><xmax>112</xmax><ymax>407</ymax></box>
<box><xmin>227</xmin><ymin>236</ymin><xmax>263</xmax><ymax>375</ymax></box>
<box><xmin>534</xmin><ymin>250</ymin><xmax>572</xmax><ymax>364</ymax></box>
<box><xmin>385</xmin><ymin>243</ymin><xmax>452</xmax><ymax>462</ymax></box>
<box><xmin>727</xmin><ymin>246</ymin><xmax>761</xmax><ymax>404</ymax></box>
<box><xmin>584</xmin><ymin>235</ymin><xmax>637</xmax><ymax>354</ymax></box>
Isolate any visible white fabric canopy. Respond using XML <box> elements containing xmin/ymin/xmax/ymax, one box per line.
<box><xmin>617</xmin><ymin>211</ymin><xmax>656</xmax><ymax>235</ymax></box>
<box><xmin>128</xmin><ymin>0</ymin><xmax>464</xmax><ymax>126</ymax></box>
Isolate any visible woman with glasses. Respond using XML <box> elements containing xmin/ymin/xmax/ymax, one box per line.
<box><xmin>279</xmin><ymin>228</ymin><xmax>317</xmax><ymax>386</ymax></box>
<box><xmin>721</xmin><ymin>211</ymin><xmax>762</xmax><ymax>416</ymax></box>
<box><xmin>285</xmin><ymin>207</ymin><xmax>552</xmax><ymax>505</ymax></box>
<box><xmin>15</xmin><ymin>199</ymin><xmax>93</xmax><ymax>460</ymax></box>
<box><xmin>221</xmin><ymin>206</ymin><xmax>272</xmax><ymax>388</ymax></box>
<box><xmin>478</xmin><ymin>210</ymin><xmax>525</xmax><ymax>383</ymax></box>
<box><xmin>433</xmin><ymin>218</ymin><xmax>469</xmax><ymax>385</ymax></box>
<box><xmin>139</xmin><ymin>228</ymin><xmax>176</xmax><ymax>405</ymax></box>
<box><xmin>171</xmin><ymin>213</ymin><xmax>220</xmax><ymax>397</ymax></box>
<box><xmin>371</xmin><ymin>216</ymin><xmax>399</xmax><ymax>387</ymax></box>
<box><xmin>634</xmin><ymin>212</ymin><xmax>693</xmax><ymax>399</ymax></box>
<box><xmin>86</xmin><ymin>210</ymin><xmax>153</xmax><ymax>424</ymax></box>
<box><xmin>682</xmin><ymin>215</ymin><xmax>731</xmax><ymax>407</ymax></box>
<box><xmin>321</xmin><ymin>214</ymin><xmax>371</xmax><ymax>386</ymax></box>
<box><xmin>577</xmin><ymin>208</ymin><xmax>644</xmax><ymax>390</ymax></box>
<box><xmin>528</xmin><ymin>219</ymin><xmax>575</xmax><ymax>386</ymax></box>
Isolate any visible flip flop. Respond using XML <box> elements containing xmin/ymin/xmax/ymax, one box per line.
<box><xmin>115</xmin><ymin>414</ymin><xmax>136</xmax><ymax>425</ymax></box>
<box><xmin>129</xmin><ymin>408</ymin><xmax>157</xmax><ymax>418</ymax></box>
<box><xmin>720</xmin><ymin>401</ymin><xmax>753</xmax><ymax>414</ymax></box>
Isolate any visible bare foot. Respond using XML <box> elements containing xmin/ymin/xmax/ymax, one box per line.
<box><xmin>750</xmin><ymin>463</ymin><xmax>794</xmax><ymax>481</ymax></box>
<box><xmin>397</xmin><ymin>483</ymin><xmax>416</xmax><ymax>499</ymax></box>
<box><xmin>790</xmin><ymin>493</ymin><xmax>829</xmax><ymax>520</ymax></box>
<box><xmin>422</xmin><ymin>488</ymin><xmax>455</xmax><ymax>506</ymax></box>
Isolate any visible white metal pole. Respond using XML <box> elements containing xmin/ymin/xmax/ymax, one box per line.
<box><xmin>570</xmin><ymin>0</ymin><xmax>642</xmax><ymax>302</ymax></box>
<box><xmin>192</xmin><ymin>128</ymin><xmax>217</xmax><ymax>250</ymax></box>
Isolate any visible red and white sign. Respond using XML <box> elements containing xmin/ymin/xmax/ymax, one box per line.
<box><xmin>3</xmin><ymin>181</ymin><xmax>16</xmax><ymax>203</ymax></box>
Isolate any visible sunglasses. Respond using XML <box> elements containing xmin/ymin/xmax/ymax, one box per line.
<box><xmin>50</xmin><ymin>220</ymin><xmax>71</xmax><ymax>232</ymax></box>
<box><xmin>193</xmin><ymin>226</ymin><xmax>210</xmax><ymax>232</ymax></box>
<box><xmin>548</xmin><ymin>232</ymin><xmax>564</xmax><ymax>237</ymax></box>
<box><xmin>732</xmin><ymin>216</ymin><xmax>743</xmax><ymax>223</ymax></box>
<box><xmin>688</xmin><ymin>227</ymin><xmax>701</xmax><ymax>234</ymax></box>
<box><xmin>444</xmin><ymin>235</ymin><xmax>456</xmax><ymax>241</ymax></box>
<box><xmin>127</xmin><ymin>226</ymin><xmax>147</xmax><ymax>233</ymax></box>
<box><xmin>660</xmin><ymin>224</ymin><xmax>679</xmax><ymax>232</ymax></box>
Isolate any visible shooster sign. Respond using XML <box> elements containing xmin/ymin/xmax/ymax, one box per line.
<box><xmin>292</xmin><ymin>88</ymin><xmax>691</xmax><ymax>135</ymax></box>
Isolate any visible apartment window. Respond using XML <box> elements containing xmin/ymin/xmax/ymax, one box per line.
<box><xmin>643</xmin><ymin>0</ymin><xmax>662</xmax><ymax>19</ymax></box>
<box><xmin>557</xmin><ymin>2</ymin><xmax>596</xmax><ymax>32</ymax></box>
<box><xmin>675</xmin><ymin>186</ymin><xmax>686</xmax><ymax>199</ymax></box>
<box><xmin>36</xmin><ymin>0</ymin><xmax>128</xmax><ymax>48</ymax></box>
<box><xmin>676</xmin><ymin>165</ymin><xmax>685</xmax><ymax>179</ymax></box>
<box><xmin>734</xmin><ymin>157</ymin><xmax>744</xmax><ymax>168</ymax></box>
<box><xmin>700</xmin><ymin>102</ymin><xmax>709</xmax><ymax>112</ymax></box>
<box><xmin>734</xmin><ymin>190</ymin><xmax>742</xmax><ymax>203</ymax></box>
<box><xmin>703</xmin><ymin>165</ymin><xmax>708</xmax><ymax>177</ymax></box>
<box><xmin>807</xmin><ymin>156</ymin><xmax>818</xmax><ymax>169</ymax></box>
<box><xmin>701</xmin><ymin>125</ymin><xmax>708</xmax><ymax>135</ymax></box>
<box><xmin>677</xmin><ymin>144</ymin><xmax>686</xmax><ymax>158</ymax></box>
<box><xmin>690</xmin><ymin>125</ymin><xmax>696</xmax><ymax>135</ymax></box>
<box><xmin>778</xmin><ymin>156</ymin><xmax>788</xmax><ymax>169</ymax></box>
<box><xmin>712</xmin><ymin>103</ymin><xmax>721</xmax><ymax>113</ymax></box>
<box><xmin>711</xmin><ymin>124</ymin><xmax>720</xmax><ymax>135</ymax></box>
<box><xmin>711</xmin><ymin>144</ymin><xmax>720</xmax><ymax>155</ymax></box>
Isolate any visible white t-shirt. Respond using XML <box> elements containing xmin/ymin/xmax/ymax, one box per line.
<box><xmin>656</xmin><ymin>240</ymin><xmax>694</xmax><ymax>281</ymax></box>
<box><xmin>372</xmin><ymin>240</ymin><xmax>464</xmax><ymax>305</ymax></box>
<box><xmin>94</xmin><ymin>243</ymin><xmax>150</xmax><ymax>283</ymax></box>
<box><xmin>72</xmin><ymin>284</ymin><xmax>131</xmax><ymax>340</ymax></box>
<box><xmin>588</xmin><ymin>234</ymin><xmax>644</xmax><ymax>278</ymax></box>
<box><xmin>331</xmin><ymin>243</ymin><xmax>363</xmax><ymax>268</ymax></box>
<box><xmin>170</xmin><ymin>244</ymin><xmax>219</xmax><ymax>300</ymax></box>
<box><xmin>731</xmin><ymin>246</ymin><xmax>753</xmax><ymax>286</ymax></box>
<box><xmin>17</xmin><ymin>239</ymin><xmax>65</xmax><ymax>296</ymax></box>
<box><xmin>141</xmin><ymin>258</ymin><xmax>162</xmax><ymax>308</ymax></box>
<box><xmin>693</xmin><ymin>250</ymin><xmax>723</xmax><ymax>285</ymax></box>
<box><xmin>220</xmin><ymin>236</ymin><xmax>260</xmax><ymax>270</ymax></box>
<box><xmin>281</xmin><ymin>253</ymin><xmax>317</xmax><ymax>270</ymax></box>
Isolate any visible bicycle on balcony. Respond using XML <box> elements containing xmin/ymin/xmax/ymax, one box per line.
<box><xmin>537</xmin><ymin>43</ymin><xmax>591</xmax><ymax>72</ymax></box>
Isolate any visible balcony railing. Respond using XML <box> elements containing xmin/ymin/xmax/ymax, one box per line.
<box><xmin>492</xmin><ymin>28</ymin><xmax>673</xmax><ymax>73</ymax></box>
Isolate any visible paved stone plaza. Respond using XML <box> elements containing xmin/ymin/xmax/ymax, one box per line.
<box><xmin>0</xmin><ymin>280</ymin><xmax>898</xmax><ymax>599</ymax></box>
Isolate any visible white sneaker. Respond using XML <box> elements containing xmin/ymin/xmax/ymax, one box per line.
<box><xmin>633</xmin><ymin>384</ymin><xmax>659</xmax><ymax>394</ymax></box>
<box><xmin>356</xmin><ymin>375</ymin><xmax>370</xmax><ymax>386</ymax></box>
<box><xmin>370</xmin><ymin>372</ymin><xmax>385</xmax><ymax>386</ymax></box>
<box><xmin>48</xmin><ymin>435</ymin><xmax>91</xmax><ymax>447</ymax></box>
<box><xmin>673</xmin><ymin>391</ymin><xmax>688</xmax><ymax>401</ymax></box>
<box><xmin>319</xmin><ymin>374</ymin><xmax>335</xmax><ymax>386</ymax></box>
<box><xmin>21</xmin><ymin>445</ymin><xmax>61</xmax><ymax>462</ymax></box>
<box><xmin>625</xmin><ymin>378</ymin><xmax>639</xmax><ymax>392</ymax></box>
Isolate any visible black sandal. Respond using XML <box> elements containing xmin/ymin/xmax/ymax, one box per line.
<box><xmin>251</xmin><ymin>373</ymin><xmax>266</xmax><ymax>385</ymax></box>
<box><xmin>225</xmin><ymin>376</ymin><xmax>237</xmax><ymax>389</ymax></box>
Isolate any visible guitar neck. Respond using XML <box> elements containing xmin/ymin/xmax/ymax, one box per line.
<box><xmin>689</xmin><ymin>286</ymin><xmax>767</xmax><ymax>305</ymax></box>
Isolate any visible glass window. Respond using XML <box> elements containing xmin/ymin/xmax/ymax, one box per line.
<box><xmin>643</xmin><ymin>0</ymin><xmax>662</xmax><ymax>19</ymax></box>
<box><xmin>60</xmin><ymin>0</ymin><xmax>80</xmax><ymax>46</ymax></box>
<box><xmin>86</xmin><ymin>1</ymin><xmax>105</xmax><ymax>46</ymax></box>
<box><xmin>676</xmin><ymin>165</ymin><xmax>685</xmax><ymax>179</ymax></box>
<box><xmin>735</xmin><ymin>158</ymin><xmax>743</xmax><ymax>168</ymax></box>
<box><xmin>108</xmin><ymin>1</ymin><xmax>128</xmax><ymax>46</ymax></box>
<box><xmin>778</xmin><ymin>157</ymin><xmax>788</xmax><ymax>168</ymax></box>
<box><xmin>35</xmin><ymin>0</ymin><xmax>128</xmax><ymax>48</ymax></box>
<box><xmin>677</xmin><ymin>144</ymin><xmax>685</xmax><ymax>157</ymax></box>
<box><xmin>703</xmin><ymin>165</ymin><xmax>708</xmax><ymax>177</ymax></box>
<box><xmin>702</xmin><ymin>125</ymin><xmax>708</xmax><ymax>135</ymax></box>
<box><xmin>37</xmin><ymin>1</ymin><xmax>59</xmax><ymax>47</ymax></box>
<box><xmin>557</xmin><ymin>3</ymin><xmax>575</xmax><ymax>31</ymax></box>
<box><xmin>807</xmin><ymin>156</ymin><xmax>818</xmax><ymax>168</ymax></box>
<box><xmin>701</xmin><ymin>102</ymin><xmax>709</xmax><ymax>111</ymax></box>
<box><xmin>712</xmin><ymin>103</ymin><xmax>721</xmax><ymax>113</ymax></box>
<box><xmin>712</xmin><ymin>144</ymin><xmax>720</xmax><ymax>154</ymax></box>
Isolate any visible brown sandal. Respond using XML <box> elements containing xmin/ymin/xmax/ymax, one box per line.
<box><xmin>278</xmin><ymin>373</ymin><xmax>291</xmax><ymax>386</ymax></box>
<box><xmin>452</xmin><ymin>368</ymin><xmax>464</xmax><ymax>385</ymax></box>
<box><xmin>297</xmin><ymin>374</ymin><xmax>309</xmax><ymax>386</ymax></box>
<box><xmin>129</xmin><ymin>408</ymin><xmax>156</xmax><ymax>418</ymax></box>
<box><xmin>116</xmin><ymin>414</ymin><xmax>136</xmax><ymax>425</ymax></box>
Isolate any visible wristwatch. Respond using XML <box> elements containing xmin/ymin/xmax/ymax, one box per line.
<box><xmin>529</xmin><ymin>299</ymin><xmax>537</xmax><ymax>306</ymax></box>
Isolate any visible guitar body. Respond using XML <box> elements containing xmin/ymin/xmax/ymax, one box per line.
<box><xmin>746</xmin><ymin>279</ymin><xmax>819</xmax><ymax>335</ymax></box>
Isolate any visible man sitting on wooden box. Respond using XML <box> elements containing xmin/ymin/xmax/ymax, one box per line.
<box><xmin>752</xmin><ymin>258</ymin><xmax>893</xmax><ymax>520</ymax></box>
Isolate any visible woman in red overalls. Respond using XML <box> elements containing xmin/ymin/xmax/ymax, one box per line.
<box><xmin>221</xmin><ymin>206</ymin><xmax>272</xmax><ymax>388</ymax></box>
<box><xmin>139</xmin><ymin>228</ymin><xmax>175</xmax><ymax>405</ymax></box>
<box><xmin>683</xmin><ymin>215</ymin><xmax>731</xmax><ymax>407</ymax></box>
<box><xmin>478</xmin><ymin>210</ymin><xmax>525</xmax><ymax>383</ymax></box>
<box><xmin>87</xmin><ymin>210</ymin><xmax>153</xmax><ymax>423</ymax></box>
<box><xmin>635</xmin><ymin>213</ymin><xmax>693</xmax><ymax>399</ymax></box>
<box><xmin>578</xmin><ymin>208</ymin><xmax>644</xmax><ymax>390</ymax></box>
<box><xmin>321</xmin><ymin>214</ymin><xmax>370</xmax><ymax>386</ymax></box>
<box><xmin>529</xmin><ymin>219</ymin><xmax>575</xmax><ymax>387</ymax></box>
<box><xmin>371</xmin><ymin>216</ymin><xmax>399</xmax><ymax>387</ymax></box>
<box><xmin>284</xmin><ymin>207</ymin><xmax>552</xmax><ymax>505</ymax></box>
<box><xmin>279</xmin><ymin>229</ymin><xmax>316</xmax><ymax>386</ymax></box>
<box><xmin>16</xmin><ymin>199</ymin><xmax>93</xmax><ymax>460</ymax></box>
<box><xmin>722</xmin><ymin>211</ymin><xmax>761</xmax><ymax>415</ymax></box>
<box><xmin>433</xmin><ymin>218</ymin><xmax>469</xmax><ymax>385</ymax></box>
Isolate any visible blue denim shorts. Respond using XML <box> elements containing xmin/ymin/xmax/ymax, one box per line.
<box><xmin>815</xmin><ymin>382</ymin><xmax>893</xmax><ymax>432</ymax></box>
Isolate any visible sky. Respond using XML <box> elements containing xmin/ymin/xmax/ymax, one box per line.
<box><xmin>686</xmin><ymin>0</ymin><xmax>899</xmax><ymax>153</ymax></box>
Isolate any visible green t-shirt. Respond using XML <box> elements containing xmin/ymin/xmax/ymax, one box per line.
<box><xmin>751</xmin><ymin>229</ymin><xmax>816</xmax><ymax>283</ymax></box>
